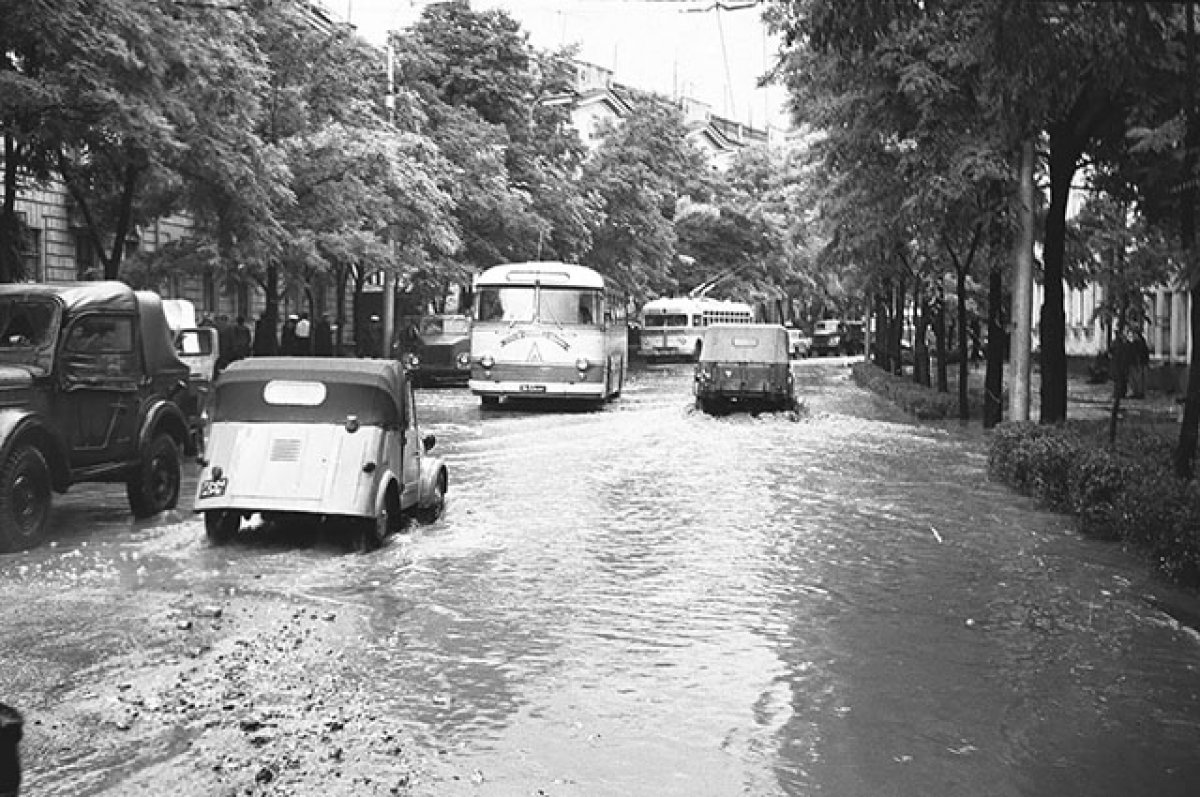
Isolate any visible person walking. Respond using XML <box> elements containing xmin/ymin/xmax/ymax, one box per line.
<box><xmin>1130</xmin><ymin>330</ymin><xmax>1150</xmax><ymax>399</ymax></box>
<box><xmin>280</xmin><ymin>314</ymin><xmax>298</xmax><ymax>356</ymax></box>
<box><xmin>232</xmin><ymin>315</ymin><xmax>253</xmax><ymax>362</ymax></box>
<box><xmin>313</xmin><ymin>313</ymin><xmax>334</xmax><ymax>356</ymax></box>
<box><xmin>252</xmin><ymin>312</ymin><xmax>278</xmax><ymax>356</ymax></box>
<box><xmin>294</xmin><ymin>311</ymin><xmax>312</xmax><ymax>355</ymax></box>
<box><xmin>1110</xmin><ymin>330</ymin><xmax>1133</xmax><ymax>401</ymax></box>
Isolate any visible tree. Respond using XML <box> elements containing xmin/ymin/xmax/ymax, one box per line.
<box><xmin>394</xmin><ymin>1</ymin><xmax>594</xmax><ymax>277</ymax></box>
<box><xmin>581</xmin><ymin>92</ymin><xmax>714</xmax><ymax>300</ymax></box>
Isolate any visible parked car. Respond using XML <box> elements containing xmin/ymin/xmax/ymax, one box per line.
<box><xmin>0</xmin><ymin>282</ymin><xmax>197</xmax><ymax>553</ymax></box>
<box><xmin>787</xmin><ymin>327</ymin><xmax>811</xmax><ymax>359</ymax></box>
<box><xmin>399</xmin><ymin>314</ymin><xmax>472</xmax><ymax>385</ymax></box>
<box><xmin>810</xmin><ymin>318</ymin><xmax>865</xmax><ymax>357</ymax></box>
<box><xmin>694</xmin><ymin>323</ymin><xmax>795</xmax><ymax>414</ymax></box>
<box><xmin>194</xmin><ymin>357</ymin><xmax>448</xmax><ymax>550</ymax></box>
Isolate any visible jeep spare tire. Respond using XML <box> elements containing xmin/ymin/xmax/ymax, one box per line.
<box><xmin>0</xmin><ymin>445</ymin><xmax>52</xmax><ymax>552</ymax></box>
<box><xmin>127</xmin><ymin>433</ymin><xmax>181</xmax><ymax>519</ymax></box>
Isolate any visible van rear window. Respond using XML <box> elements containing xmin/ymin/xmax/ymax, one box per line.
<box><xmin>263</xmin><ymin>380</ymin><xmax>327</xmax><ymax>406</ymax></box>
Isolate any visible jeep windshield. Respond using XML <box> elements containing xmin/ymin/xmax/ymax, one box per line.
<box><xmin>0</xmin><ymin>297</ymin><xmax>60</xmax><ymax>373</ymax></box>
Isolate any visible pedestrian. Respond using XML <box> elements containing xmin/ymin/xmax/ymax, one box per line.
<box><xmin>215</xmin><ymin>314</ymin><xmax>235</xmax><ymax>372</ymax></box>
<box><xmin>280</xmin><ymin>314</ymin><xmax>298</xmax><ymax>356</ymax></box>
<box><xmin>252</xmin><ymin>312</ymin><xmax>278</xmax><ymax>356</ymax></box>
<box><xmin>358</xmin><ymin>314</ymin><xmax>382</xmax><ymax>358</ymax></box>
<box><xmin>232</xmin><ymin>315</ymin><xmax>253</xmax><ymax>362</ymax></box>
<box><xmin>313</xmin><ymin>313</ymin><xmax>334</xmax><ymax>356</ymax></box>
<box><xmin>294</xmin><ymin>311</ymin><xmax>312</xmax><ymax>355</ymax></box>
<box><xmin>1110</xmin><ymin>330</ymin><xmax>1132</xmax><ymax>401</ymax></box>
<box><xmin>1130</xmin><ymin>330</ymin><xmax>1150</xmax><ymax>399</ymax></box>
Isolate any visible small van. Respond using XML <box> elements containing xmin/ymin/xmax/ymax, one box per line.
<box><xmin>694</xmin><ymin>323</ymin><xmax>794</xmax><ymax>414</ymax></box>
<box><xmin>193</xmin><ymin>357</ymin><xmax>448</xmax><ymax>550</ymax></box>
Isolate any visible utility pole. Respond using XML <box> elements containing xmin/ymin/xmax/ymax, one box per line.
<box><xmin>383</xmin><ymin>42</ymin><xmax>397</xmax><ymax>355</ymax></box>
<box><xmin>1010</xmin><ymin>137</ymin><xmax>1036</xmax><ymax>422</ymax></box>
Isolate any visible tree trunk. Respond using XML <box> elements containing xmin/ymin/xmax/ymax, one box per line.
<box><xmin>1176</xmin><ymin>2</ymin><xmax>1200</xmax><ymax>479</ymax></box>
<box><xmin>984</xmin><ymin>265</ymin><xmax>1005</xmax><ymax>428</ymax></box>
<box><xmin>935</xmin><ymin>285</ymin><xmax>948</xmax><ymax>393</ymax></box>
<box><xmin>0</xmin><ymin>133</ymin><xmax>21</xmax><ymax>283</ymax></box>
<box><xmin>891</xmin><ymin>273</ymin><xmax>906</xmax><ymax>375</ymax></box>
<box><xmin>957</xmin><ymin>263</ymin><xmax>970</xmax><ymax>421</ymax></box>
<box><xmin>103</xmin><ymin>162</ymin><xmax>141</xmax><ymax>281</ymax></box>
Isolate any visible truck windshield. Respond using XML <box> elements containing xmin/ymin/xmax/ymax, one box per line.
<box><xmin>0</xmin><ymin>297</ymin><xmax>59</xmax><ymax>372</ymax></box>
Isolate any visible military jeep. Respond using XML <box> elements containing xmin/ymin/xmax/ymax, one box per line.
<box><xmin>0</xmin><ymin>282</ymin><xmax>196</xmax><ymax>552</ymax></box>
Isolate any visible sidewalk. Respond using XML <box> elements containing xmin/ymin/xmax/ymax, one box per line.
<box><xmin>957</xmin><ymin>361</ymin><xmax>1182</xmax><ymax>426</ymax></box>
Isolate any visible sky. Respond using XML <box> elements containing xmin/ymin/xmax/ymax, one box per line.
<box><xmin>319</xmin><ymin>0</ymin><xmax>791</xmax><ymax>131</ymax></box>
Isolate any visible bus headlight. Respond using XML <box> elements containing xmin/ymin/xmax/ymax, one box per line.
<box><xmin>575</xmin><ymin>357</ymin><xmax>590</xmax><ymax>372</ymax></box>
<box><xmin>480</xmin><ymin>354</ymin><xmax>495</xmax><ymax>369</ymax></box>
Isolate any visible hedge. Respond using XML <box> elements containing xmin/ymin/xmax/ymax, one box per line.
<box><xmin>850</xmin><ymin>362</ymin><xmax>1200</xmax><ymax>587</ymax></box>
<box><xmin>988</xmin><ymin>422</ymin><xmax>1200</xmax><ymax>586</ymax></box>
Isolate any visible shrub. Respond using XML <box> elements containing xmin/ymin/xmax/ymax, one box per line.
<box><xmin>853</xmin><ymin>360</ymin><xmax>1200</xmax><ymax>587</ymax></box>
<box><xmin>986</xmin><ymin>421</ymin><xmax>1200</xmax><ymax>588</ymax></box>
<box><xmin>850</xmin><ymin>362</ymin><xmax>966</xmax><ymax>419</ymax></box>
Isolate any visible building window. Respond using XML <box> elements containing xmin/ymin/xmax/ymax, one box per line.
<box><xmin>20</xmin><ymin>227</ymin><xmax>41</xmax><ymax>281</ymax></box>
<box><xmin>75</xmin><ymin>230</ymin><xmax>98</xmax><ymax>279</ymax></box>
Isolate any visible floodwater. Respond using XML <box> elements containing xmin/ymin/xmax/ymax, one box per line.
<box><xmin>2</xmin><ymin>358</ymin><xmax>1199</xmax><ymax>796</ymax></box>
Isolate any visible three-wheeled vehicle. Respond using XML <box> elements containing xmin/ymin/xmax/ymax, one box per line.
<box><xmin>193</xmin><ymin>357</ymin><xmax>447</xmax><ymax>549</ymax></box>
<box><xmin>694</xmin><ymin>323</ymin><xmax>795</xmax><ymax>414</ymax></box>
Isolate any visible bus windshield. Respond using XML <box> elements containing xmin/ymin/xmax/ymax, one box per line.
<box><xmin>644</xmin><ymin>313</ymin><xmax>689</xmax><ymax>328</ymax></box>
<box><xmin>475</xmin><ymin>286</ymin><xmax>602</xmax><ymax>326</ymax></box>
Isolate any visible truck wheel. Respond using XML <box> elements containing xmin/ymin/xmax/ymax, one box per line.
<box><xmin>0</xmin><ymin>445</ymin><xmax>52</xmax><ymax>553</ymax></box>
<box><xmin>127</xmin><ymin>433</ymin><xmax>181</xmax><ymax>519</ymax></box>
<box><xmin>205</xmin><ymin>510</ymin><xmax>240</xmax><ymax>544</ymax></box>
<box><xmin>481</xmin><ymin>395</ymin><xmax>500</xmax><ymax>407</ymax></box>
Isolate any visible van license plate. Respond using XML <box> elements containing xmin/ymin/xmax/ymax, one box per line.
<box><xmin>519</xmin><ymin>384</ymin><xmax>546</xmax><ymax>392</ymax></box>
<box><xmin>199</xmin><ymin>477</ymin><xmax>227</xmax><ymax>499</ymax></box>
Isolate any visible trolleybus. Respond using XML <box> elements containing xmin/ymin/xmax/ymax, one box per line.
<box><xmin>638</xmin><ymin>296</ymin><xmax>755</xmax><ymax>361</ymax></box>
<box><xmin>469</xmin><ymin>262</ymin><xmax>627</xmax><ymax>406</ymax></box>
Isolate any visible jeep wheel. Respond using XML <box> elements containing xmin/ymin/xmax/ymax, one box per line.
<box><xmin>205</xmin><ymin>510</ymin><xmax>240</xmax><ymax>544</ymax></box>
<box><xmin>0</xmin><ymin>445</ymin><xmax>52</xmax><ymax>553</ymax></box>
<box><xmin>127</xmin><ymin>434</ymin><xmax>182</xmax><ymax>519</ymax></box>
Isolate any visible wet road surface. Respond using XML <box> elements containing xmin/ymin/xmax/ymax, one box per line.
<box><xmin>1</xmin><ymin>358</ymin><xmax>1198</xmax><ymax>796</ymax></box>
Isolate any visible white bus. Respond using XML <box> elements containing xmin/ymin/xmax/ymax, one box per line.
<box><xmin>469</xmin><ymin>262</ymin><xmax>628</xmax><ymax>406</ymax></box>
<box><xmin>638</xmin><ymin>296</ymin><xmax>755</xmax><ymax>361</ymax></box>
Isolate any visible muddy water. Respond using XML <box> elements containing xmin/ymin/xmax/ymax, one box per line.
<box><xmin>2</xmin><ymin>360</ymin><xmax>1199</xmax><ymax>796</ymax></box>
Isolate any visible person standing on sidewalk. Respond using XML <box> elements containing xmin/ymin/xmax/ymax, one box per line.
<box><xmin>1110</xmin><ymin>331</ymin><xmax>1131</xmax><ymax>400</ymax></box>
<box><xmin>1129</xmin><ymin>330</ymin><xmax>1150</xmax><ymax>398</ymax></box>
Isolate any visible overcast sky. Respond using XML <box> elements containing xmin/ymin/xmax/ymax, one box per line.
<box><xmin>321</xmin><ymin>0</ymin><xmax>790</xmax><ymax>130</ymax></box>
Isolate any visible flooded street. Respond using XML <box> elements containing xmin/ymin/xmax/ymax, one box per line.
<box><xmin>2</xmin><ymin>359</ymin><xmax>1199</xmax><ymax>796</ymax></box>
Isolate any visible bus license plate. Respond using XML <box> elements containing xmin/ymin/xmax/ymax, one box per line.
<box><xmin>519</xmin><ymin>384</ymin><xmax>546</xmax><ymax>393</ymax></box>
<box><xmin>199</xmin><ymin>477</ymin><xmax>227</xmax><ymax>499</ymax></box>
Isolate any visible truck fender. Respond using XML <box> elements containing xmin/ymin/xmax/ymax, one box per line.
<box><xmin>418</xmin><ymin>458</ymin><xmax>447</xmax><ymax>509</ymax></box>
<box><xmin>0</xmin><ymin>408</ymin><xmax>71</xmax><ymax>492</ymax></box>
<box><xmin>138</xmin><ymin>398</ymin><xmax>190</xmax><ymax>452</ymax></box>
<box><xmin>373</xmin><ymin>469</ymin><xmax>401</xmax><ymax>516</ymax></box>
